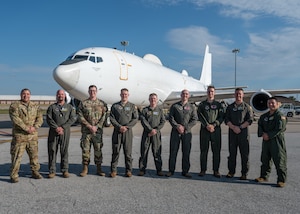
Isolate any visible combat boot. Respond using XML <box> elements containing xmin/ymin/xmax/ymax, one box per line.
<box><xmin>96</xmin><ymin>164</ymin><xmax>105</xmax><ymax>176</ymax></box>
<box><xmin>62</xmin><ymin>171</ymin><xmax>70</xmax><ymax>178</ymax></box>
<box><xmin>32</xmin><ymin>171</ymin><xmax>42</xmax><ymax>179</ymax></box>
<box><xmin>11</xmin><ymin>177</ymin><xmax>19</xmax><ymax>183</ymax></box>
<box><xmin>48</xmin><ymin>173</ymin><xmax>55</xmax><ymax>179</ymax></box>
<box><xmin>80</xmin><ymin>165</ymin><xmax>88</xmax><ymax>177</ymax></box>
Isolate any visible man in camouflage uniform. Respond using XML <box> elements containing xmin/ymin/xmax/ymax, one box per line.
<box><xmin>46</xmin><ymin>89</ymin><xmax>76</xmax><ymax>178</ymax></box>
<box><xmin>225</xmin><ymin>88</ymin><xmax>254</xmax><ymax>180</ymax></box>
<box><xmin>138</xmin><ymin>93</ymin><xmax>166</xmax><ymax>176</ymax></box>
<box><xmin>166</xmin><ymin>89</ymin><xmax>198</xmax><ymax>178</ymax></box>
<box><xmin>110</xmin><ymin>88</ymin><xmax>138</xmax><ymax>178</ymax></box>
<box><xmin>77</xmin><ymin>85</ymin><xmax>108</xmax><ymax>177</ymax></box>
<box><xmin>255</xmin><ymin>97</ymin><xmax>287</xmax><ymax>188</ymax></box>
<box><xmin>9</xmin><ymin>88</ymin><xmax>43</xmax><ymax>183</ymax></box>
<box><xmin>197</xmin><ymin>85</ymin><xmax>224</xmax><ymax>178</ymax></box>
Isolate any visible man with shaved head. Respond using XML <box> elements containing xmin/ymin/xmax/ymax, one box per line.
<box><xmin>46</xmin><ymin>89</ymin><xmax>76</xmax><ymax>178</ymax></box>
<box><xmin>167</xmin><ymin>89</ymin><xmax>198</xmax><ymax>178</ymax></box>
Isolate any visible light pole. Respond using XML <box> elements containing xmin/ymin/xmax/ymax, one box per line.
<box><xmin>232</xmin><ymin>48</ymin><xmax>240</xmax><ymax>88</ymax></box>
<box><xmin>121</xmin><ymin>41</ymin><xmax>129</xmax><ymax>52</ymax></box>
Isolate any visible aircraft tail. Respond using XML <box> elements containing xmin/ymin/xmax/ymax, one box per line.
<box><xmin>199</xmin><ymin>45</ymin><xmax>212</xmax><ymax>87</ymax></box>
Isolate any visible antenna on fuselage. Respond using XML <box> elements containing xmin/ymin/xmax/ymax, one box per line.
<box><xmin>121</xmin><ymin>41</ymin><xmax>129</xmax><ymax>52</ymax></box>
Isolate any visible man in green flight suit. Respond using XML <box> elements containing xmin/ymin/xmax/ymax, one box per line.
<box><xmin>46</xmin><ymin>89</ymin><xmax>76</xmax><ymax>178</ymax></box>
<box><xmin>138</xmin><ymin>93</ymin><xmax>166</xmax><ymax>176</ymax></box>
<box><xmin>197</xmin><ymin>85</ymin><xmax>224</xmax><ymax>178</ymax></box>
<box><xmin>110</xmin><ymin>88</ymin><xmax>138</xmax><ymax>178</ymax></box>
<box><xmin>225</xmin><ymin>88</ymin><xmax>254</xmax><ymax>180</ymax></box>
<box><xmin>255</xmin><ymin>97</ymin><xmax>287</xmax><ymax>188</ymax></box>
<box><xmin>166</xmin><ymin>89</ymin><xmax>198</xmax><ymax>178</ymax></box>
<box><xmin>9</xmin><ymin>88</ymin><xmax>43</xmax><ymax>183</ymax></box>
<box><xmin>77</xmin><ymin>85</ymin><xmax>108</xmax><ymax>177</ymax></box>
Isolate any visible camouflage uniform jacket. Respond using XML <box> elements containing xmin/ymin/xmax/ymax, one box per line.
<box><xmin>169</xmin><ymin>101</ymin><xmax>198</xmax><ymax>133</ymax></box>
<box><xmin>77</xmin><ymin>98</ymin><xmax>107</xmax><ymax>134</ymax></box>
<box><xmin>9</xmin><ymin>101</ymin><xmax>43</xmax><ymax>136</ymax></box>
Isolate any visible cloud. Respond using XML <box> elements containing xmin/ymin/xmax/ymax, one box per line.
<box><xmin>198</xmin><ymin>0</ymin><xmax>300</xmax><ymax>23</ymax></box>
<box><xmin>241</xmin><ymin>27</ymin><xmax>300</xmax><ymax>77</ymax></box>
<box><xmin>166</xmin><ymin>26</ymin><xmax>225</xmax><ymax>54</ymax></box>
<box><xmin>147</xmin><ymin>0</ymin><xmax>300</xmax><ymax>23</ymax></box>
<box><xmin>166</xmin><ymin>25</ymin><xmax>300</xmax><ymax>89</ymax></box>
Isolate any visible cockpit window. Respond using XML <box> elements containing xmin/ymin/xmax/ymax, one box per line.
<box><xmin>74</xmin><ymin>55</ymin><xmax>89</xmax><ymax>60</ymax></box>
<box><xmin>60</xmin><ymin>53</ymin><xmax>103</xmax><ymax>65</ymax></box>
<box><xmin>66</xmin><ymin>55</ymin><xmax>74</xmax><ymax>61</ymax></box>
<box><xmin>97</xmin><ymin>57</ymin><xmax>103</xmax><ymax>63</ymax></box>
<box><xmin>89</xmin><ymin>56</ymin><xmax>95</xmax><ymax>63</ymax></box>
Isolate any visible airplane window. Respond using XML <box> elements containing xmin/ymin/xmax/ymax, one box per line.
<box><xmin>97</xmin><ymin>57</ymin><xmax>103</xmax><ymax>63</ymax></box>
<box><xmin>66</xmin><ymin>55</ymin><xmax>74</xmax><ymax>61</ymax></box>
<box><xmin>74</xmin><ymin>55</ymin><xmax>88</xmax><ymax>60</ymax></box>
<box><xmin>89</xmin><ymin>56</ymin><xmax>96</xmax><ymax>63</ymax></box>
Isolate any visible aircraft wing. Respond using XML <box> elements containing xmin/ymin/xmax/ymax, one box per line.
<box><xmin>164</xmin><ymin>88</ymin><xmax>300</xmax><ymax>112</ymax></box>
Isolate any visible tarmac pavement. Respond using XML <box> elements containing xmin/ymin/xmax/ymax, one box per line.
<box><xmin>0</xmin><ymin>114</ymin><xmax>300</xmax><ymax>214</ymax></box>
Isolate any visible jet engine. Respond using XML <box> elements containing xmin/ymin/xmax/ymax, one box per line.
<box><xmin>249</xmin><ymin>89</ymin><xmax>272</xmax><ymax>113</ymax></box>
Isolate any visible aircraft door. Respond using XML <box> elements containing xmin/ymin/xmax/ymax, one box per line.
<box><xmin>113</xmin><ymin>52</ymin><xmax>128</xmax><ymax>80</ymax></box>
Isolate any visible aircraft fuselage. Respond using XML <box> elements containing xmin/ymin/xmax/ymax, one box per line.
<box><xmin>53</xmin><ymin>47</ymin><xmax>206</xmax><ymax>105</ymax></box>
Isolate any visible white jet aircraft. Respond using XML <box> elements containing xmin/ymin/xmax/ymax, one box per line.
<box><xmin>53</xmin><ymin>45</ymin><xmax>300</xmax><ymax>113</ymax></box>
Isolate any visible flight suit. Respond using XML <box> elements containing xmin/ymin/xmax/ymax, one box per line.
<box><xmin>46</xmin><ymin>102</ymin><xmax>76</xmax><ymax>174</ymax></box>
<box><xmin>139</xmin><ymin>105</ymin><xmax>166</xmax><ymax>173</ymax></box>
<box><xmin>258</xmin><ymin>109</ymin><xmax>287</xmax><ymax>183</ymax></box>
<box><xmin>110</xmin><ymin>101</ymin><xmax>138</xmax><ymax>173</ymax></box>
<box><xmin>77</xmin><ymin>99</ymin><xmax>107</xmax><ymax>165</ymax></box>
<box><xmin>225</xmin><ymin>102</ymin><xmax>253</xmax><ymax>176</ymax></box>
<box><xmin>9</xmin><ymin>101</ymin><xmax>43</xmax><ymax>180</ymax></box>
<box><xmin>197</xmin><ymin>100</ymin><xmax>224</xmax><ymax>172</ymax></box>
<box><xmin>168</xmin><ymin>101</ymin><xmax>198</xmax><ymax>174</ymax></box>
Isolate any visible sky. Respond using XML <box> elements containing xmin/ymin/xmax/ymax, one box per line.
<box><xmin>1</xmin><ymin>0</ymin><xmax>300</xmax><ymax>97</ymax></box>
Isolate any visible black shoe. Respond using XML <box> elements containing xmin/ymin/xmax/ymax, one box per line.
<box><xmin>157</xmin><ymin>171</ymin><xmax>164</xmax><ymax>176</ymax></box>
<box><xmin>138</xmin><ymin>171</ymin><xmax>145</xmax><ymax>176</ymax></box>
<box><xmin>182</xmin><ymin>173</ymin><xmax>192</xmax><ymax>178</ymax></box>
<box><xmin>166</xmin><ymin>172</ymin><xmax>174</xmax><ymax>177</ymax></box>
<box><xmin>226</xmin><ymin>172</ymin><xmax>234</xmax><ymax>178</ymax></box>
<box><xmin>239</xmin><ymin>175</ymin><xmax>247</xmax><ymax>180</ymax></box>
<box><xmin>198</xmin><ymin>171</ymin><xmax>206</xmax><ymax>177</ymax></box>
<box><xmin>213</xmin><ymin>171</ymin><xmax>221</xmax><ymax>178</ymax></box>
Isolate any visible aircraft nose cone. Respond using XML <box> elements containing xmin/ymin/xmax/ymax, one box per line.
<box><xmin>53</xmin><ymin>64</ymin><xmax>80</xmax><ymax>90</ymax></box>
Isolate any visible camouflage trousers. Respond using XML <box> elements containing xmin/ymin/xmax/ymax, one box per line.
<box><xmin>10</xmin><ymin>134</ymin><xmax>40</xmax><ymax>179</ymax></box>
<box><xmin>80</xmin><ymin>133</ymin><xmax>103</xmax><ymax>165</ymax></box>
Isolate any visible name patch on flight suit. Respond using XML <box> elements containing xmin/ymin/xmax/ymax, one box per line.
<box><xmin>184</xmin><ymin>106</ymin><xmax>190</xmax><ymax>111</ymax></box>
<box><xmin>153</xmin><ymin>111</ymin><xmax>159</xmax><ymax>115</ymax></box>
